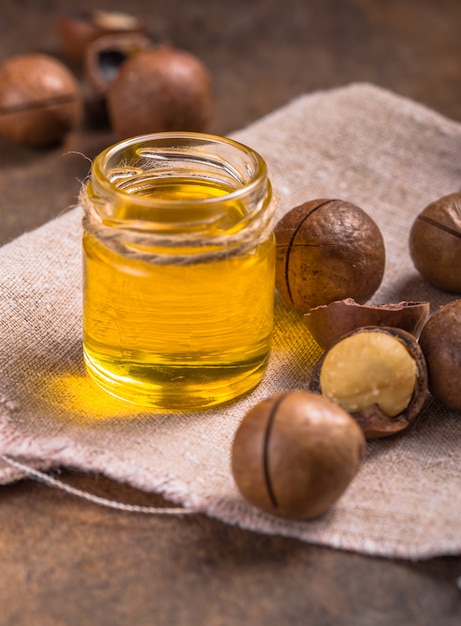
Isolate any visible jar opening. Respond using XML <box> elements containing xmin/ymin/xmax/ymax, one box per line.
<box><xmin>88</xmin><ymin>132</ymin><xmax>270</xmax><ymax>233</ymax></box>
<box><xmin>82</xmin><ymin>131</ymin><xmax>274</xmax><ymax>262</ymax></box>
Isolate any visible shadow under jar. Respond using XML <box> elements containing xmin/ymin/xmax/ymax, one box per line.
<box><xmin>81</xmin><ymin>132</ymin><xmax>275</xmax><ymax>410</ymax></box>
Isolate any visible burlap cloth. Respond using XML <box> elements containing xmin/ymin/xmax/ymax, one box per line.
<box><xmin>1</xmin><ymin>83</ymin><xmax>460</xmax><ymax>560</ymax></box>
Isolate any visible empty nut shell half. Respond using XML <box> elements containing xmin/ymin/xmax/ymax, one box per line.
<box><xmin>304</xmin><ymin>298</ymin><xmax>430</xmax><ymax>349</ymax></box>
<box><xmin>309</xmin><ymin>326</ymin><xmax>428</xmax><ymax>439</ymax></box>
<box><xmin>56</xmin><ymin>10</ymin><xmax>146</xmax><ymax>62</ymax></box>
<box><xmin>84</xmin><ymin>32</ymin><xmax>153</xmax><ymax>99</ymax></box>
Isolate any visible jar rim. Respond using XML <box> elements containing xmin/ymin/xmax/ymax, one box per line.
<box><xmin>90</xmin><ymin>131</ymin><xmax>269</xmax><ymax>209</ymax></box>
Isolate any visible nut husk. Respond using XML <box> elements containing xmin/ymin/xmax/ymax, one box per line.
<box><xmin>0</xmin><ymin>53</ymin><xmax>82</xmax><ymax>147</ymax></box>
<box><xmin>309</xmin><ymin>326</ymin><xmax>428</xmax><ymax>439</ymax></box>
<box><xmin>275</xmin><ymin>199</ymin><xmax>386</xmax><ymax>313</ymax></box>
<box><xmin>231</xmin><ymin>390</ymin><xmax>365</xmax><ymax>520</ymax></box>
<box><xmin>409</xmin><ymin>192</ymin><xmax>461</xmax><ymax>293</ymax></box>
<box><xmin>419</xmin><ymin>299</ymin><xmax>461</xmax><ymax>410</ymax></box>
<box><xmin>304</xmin><ymin>298</ymin><xmax>430</xmax><ymax>349</ymax></box>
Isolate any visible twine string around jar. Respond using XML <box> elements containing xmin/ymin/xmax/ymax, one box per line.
<box><xmin>79</xmin><ymin>184</ymin><xmax>276</xmax><ymax>266</ymax></box>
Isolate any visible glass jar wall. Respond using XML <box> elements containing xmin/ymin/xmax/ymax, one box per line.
<box><xmin>81</xmin><ymin>132</ymin><xmax>275</xmax><ymax>410</ymax></box>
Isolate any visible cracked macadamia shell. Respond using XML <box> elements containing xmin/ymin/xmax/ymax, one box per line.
<box><xmin>419</xmin><ymin>299</ymin><xmax>461</xmax><ymax>410</ymax></box>
<box><xmin>304</xmin><ymin>298</ymin><xmax>430</xmax><ymax>349</ymax></box>
<box><xmin>309</xmin><ymin>327</ymin><xmax>428</xmax><ymax>439</ymax></box>
<box><xmin>84</xmin><ymin>32</ymin><xmax>152</xmax><ymax>99</ymax></box>
<box><xmin>275</xmin><ymin>199</ymin><xmax>385</xmax><ymax>313</ymax></box>
<box><xmin>231</xmin><ymin>390</ymin><xmax>365</xmax><ymax>520</ymax></box>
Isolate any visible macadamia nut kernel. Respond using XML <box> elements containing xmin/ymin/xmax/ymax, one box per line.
<box><xmin>319</xmin><ymin>330</ymin><xmax>417</xmax><ymax>417</ymax></box>
<box><xmin>310</xmin><ymin>327</ymin><xmax>428</xmax><ymax>439</ymax></box>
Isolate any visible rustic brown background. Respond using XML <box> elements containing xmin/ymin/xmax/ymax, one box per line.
<box><xmin>1</xmin><ymin>1</ymin><xmax>461</xmax><ymax>624</ymax></box>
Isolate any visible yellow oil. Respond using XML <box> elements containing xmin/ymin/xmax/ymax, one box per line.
<box><xmin>83</xmin><ymin>177</ymin><xmax>275</xmax><ymax>409</ymax></box>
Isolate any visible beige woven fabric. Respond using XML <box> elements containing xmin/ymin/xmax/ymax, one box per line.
<box><xmin>1</xmin><ymin>83</ymin><xmax>460</xmax><ymax>559</ymax></box>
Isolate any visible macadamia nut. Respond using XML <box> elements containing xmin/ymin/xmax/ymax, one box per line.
<box><xmin>231</xmin><ymin>390</ymin><xmax>365</xmax><ymax>520</ymax></box>
<box><xmin>0</xmin><ymin>53</ymin><xmax>82</xmax><ymax>147</ymax></box>
<box><xmin>409</xmin><ymin>192</ymin><xmax>461</xmax><ymax>293</ymax></box>
<box><xmin>419</xmin><ymin>299</ymin><xmax>461</xmax><ymax>410</ymax></box>
<box><xmin>275</xmin><ymin>199</ymin><xmax>385</xmax><ymax>312</ymax></box>
<box><xmin>310</xmin><ymin>327</ymin><xmax>428</xmax><ymax>439</ymax></box>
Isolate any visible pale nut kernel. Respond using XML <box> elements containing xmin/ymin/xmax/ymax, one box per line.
<box><xmin>309</xmin><ymin>326</ymin><xmax>428</xmax><ymax>439</ymax></box>
<box><xmin>319</xmin><ymin>330</ymin><xmax>417</xmax><ymax>417</ymax></box>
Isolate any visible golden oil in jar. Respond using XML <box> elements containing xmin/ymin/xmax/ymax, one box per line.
<box><xmin>81</xmin><ymin>132</ymin><xmax>275</xmax><ymax>410</ymax></box>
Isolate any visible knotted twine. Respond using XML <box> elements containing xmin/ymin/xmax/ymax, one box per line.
<box><xmin>1</xmin><ymin>83</ymin><xmax>461</xmax><ymax>560</ymax></box>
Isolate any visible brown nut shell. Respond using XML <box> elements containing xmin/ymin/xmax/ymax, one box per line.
<box><xmin>304</xmin><ymin>298</ymin><xmax>430</xmax><ymax>349</ymax></box>
<box><xmin>409</xmin><ymin>192</ymin><xmax>461</xmax><ymax>293</ymax></box>
<box><xmin>309</xmin><ymin>326</ymin><xmax>428</xmax><ymax>439</ymax></box>
<box><xmin>419</xmin><ymin>299</ymin><xmax>461</xmax><ymax>410</ymax></box>
<box><xmin>231</xmin><ymin>390</ymin><xmax>365</xmax><ymax>520</ymax></box>
<box><xmin>275</xmin><ymin>199</ymin><xmax>385</xmax><ymax>313</ymax></box>
<box><xmin>0</xmin><ymin>53</ymin><xmax>82</xmax><ymax>147</ymax></box>
<box><xmin>107</xmin><ymin>47</ymin><xmax>213</xmax><ymax>137</ymax></box>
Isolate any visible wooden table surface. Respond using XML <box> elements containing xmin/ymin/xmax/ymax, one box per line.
<box><xmin>1</xmin><ymin>1</ymin><xmax>461</xmax><ymax>624</ymax></box>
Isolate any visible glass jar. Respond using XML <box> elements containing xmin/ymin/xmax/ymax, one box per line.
<box><xmin>81</xmin><ymin>132</ymin><xmax>275</xmax><ymax>410</ymax></box>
